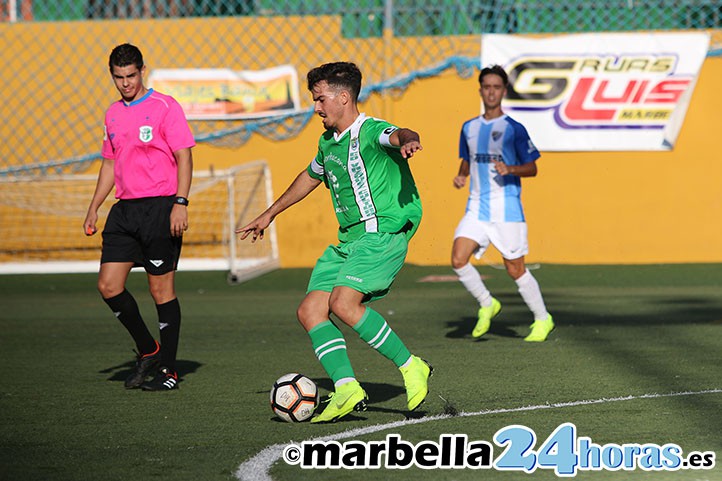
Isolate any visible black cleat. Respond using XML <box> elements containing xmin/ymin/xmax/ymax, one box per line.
<box><xmin>124</xmin><ymin>344</ymin><xmax>160</xmax><ymax>389</ymax></box>
<box><xmin>141</xmin><ymin>367</ymin><xmax>179</xmax><ymax>391</ymax></box>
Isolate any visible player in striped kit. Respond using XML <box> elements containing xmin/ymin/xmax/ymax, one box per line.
<box><xmin>238</xmin><ymin>62</ymin><xmax>431</xmax><ymax>423</ymax></box>
<box><xmin>451</xmin><ymin>65</ymin><xmax>554</xmax><ymax>342</ymax></box>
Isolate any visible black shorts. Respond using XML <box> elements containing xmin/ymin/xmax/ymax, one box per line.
<box><xmin>101</xmin><ymin>196</ymin><xmax>182</xmax><ymax>275</ymax></box>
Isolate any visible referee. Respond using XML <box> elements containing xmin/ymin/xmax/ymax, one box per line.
<box><xmin>83</xmin><ymin>43</ymin><xmax>195</xmax><ymax>391</ymax></box>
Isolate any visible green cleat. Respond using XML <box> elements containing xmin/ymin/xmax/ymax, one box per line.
<box><xmin>400</xmin><ymin>355</ymin><xmax>433</xmax><ymax>411</ymax></box>
<box><xmin>310</xmin><ymin>380</ymin><xmax>368</xmax><ymax>423</ymax></box>
<box><xmin>524</xmin><ymin>315</ymin><xmax>555</xmax><ymax>342</ymax></box>
<box><xmin>472</xmin><ymin>297</ymin><xmax>502</xmax><ymax>338</ymax></box>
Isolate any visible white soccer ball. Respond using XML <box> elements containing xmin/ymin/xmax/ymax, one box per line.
<box><xmin>270</xmin><ymin>373</ymin><xmax>319</xmax><ymax>422</ymax></box>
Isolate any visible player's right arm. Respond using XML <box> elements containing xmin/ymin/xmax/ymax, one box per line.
<box><xmin>453</xmin><ymin>159</ymin><xmax>470</xmax><ymax>189</ymax></box>
<box><xmin>454</xmin><ymin>123</ymin><xmax>471</xmax><ymax>189</ymax></box>
<box><xmin>83</xmin><ymin>157</ymin><xmax>115</xmax><ymax>236</ymax></box>
<box><xmin>236</xmin><ymin>169</ymin><xmax>321</xmax><ymax>242</ymax></box>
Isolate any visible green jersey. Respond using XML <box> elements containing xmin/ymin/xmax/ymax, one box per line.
<box><xmin>307</xmin><ymin>114</ymin><xmax>422</xmax><ymax>242</ymax></box>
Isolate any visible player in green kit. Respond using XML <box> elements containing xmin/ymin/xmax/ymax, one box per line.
<box><xmin>237</xmin><ymin>62</ymin><xmax>431</xmax><ymax>423</ymax></box>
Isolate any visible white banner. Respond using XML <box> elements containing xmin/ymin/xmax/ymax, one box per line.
<box><xmin>482</xmin><ymin>33</ymin><xmax>709</xmax><ymax>151</ymax></box>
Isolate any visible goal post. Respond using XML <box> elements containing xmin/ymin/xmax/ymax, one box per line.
<box><xmin>0</xmin><ymin>161</ymin><xmax>279</xmax><ymax>282</ymax></box>
<box><xmin>218</xmin><ymin>161</ymin><xmax>280</xmax><ymax>284</ymax></box>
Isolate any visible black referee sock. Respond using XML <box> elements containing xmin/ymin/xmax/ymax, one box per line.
<box><xmin>103</xmin><ymin>289</ymin><xmax>157</xmax><ymax>355</ymax></box>
<box><xmin>156</xmin><ymin>298</ymin><xmax>181</xmax><ymax>372</ymax></box>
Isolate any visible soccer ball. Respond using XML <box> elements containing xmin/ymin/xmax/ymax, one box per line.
<box><xmin>270</xmin><ymin>373</ymin><xmax>319</xmax><ymax>422</ymax></box>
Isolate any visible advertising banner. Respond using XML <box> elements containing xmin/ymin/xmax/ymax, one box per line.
<box><xmin>482</xmin><ymin>33</ymin><xmax>709</xmax><ymax>151</ymax></box>
<box><xmin>148</xmin><ymin>65</ymin><xmax>300</xmax><ymax>120</ymax></box>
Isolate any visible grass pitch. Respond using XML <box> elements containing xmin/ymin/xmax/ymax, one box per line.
<box><xmin>1</xmin><ymin>264</ymin><xmax>721</xmax><ymax>480</ymax></box>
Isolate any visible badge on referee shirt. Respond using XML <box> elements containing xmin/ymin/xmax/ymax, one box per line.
<box><xmin>139</xmin><ymin>126</ymin><xmax>153</xmax><ymax>143</ymax></box>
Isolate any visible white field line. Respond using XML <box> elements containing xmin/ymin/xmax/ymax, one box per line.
<box><xmin>235</xmin><ymin>388</ymin><xmax>722</xmax><ymax>481</ymax></box>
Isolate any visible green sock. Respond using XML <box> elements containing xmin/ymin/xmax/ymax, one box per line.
<box><xmin>308</xmin><ymin>321</ymin><xmax>355</xmax><ymax>384</ymax></box>
<box><xmin>353</xmin><ymin>307</ymin><xmax>411</xmax><ymax>368</ymax></box>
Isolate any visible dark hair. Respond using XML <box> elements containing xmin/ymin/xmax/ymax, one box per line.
<box><xmin>109</xmin><ymin>43</ymin><xmax>144</xmax><ymax>71</ymax></box>
<box><xmin>478</xmin><ymin>64</ymin><xmax>508</xmax><ymax>87</ymax></box>
<box><xmin>307</xmin><ymin>62</ymin><xmax>362</xmax><ymax>102</ymax></box>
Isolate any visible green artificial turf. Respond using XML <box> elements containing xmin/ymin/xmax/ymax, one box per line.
<box><xmin>1</xmin><ymin>264</ymin><xmax>720</xmax><ymax>480</ymax></box>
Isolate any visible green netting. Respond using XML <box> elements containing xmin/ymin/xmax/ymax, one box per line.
<box><xmin>1</xmin><ymin>0</ymin><xmax>721</xmax><ymax>175</ymax></box>
<box><xmin>23</xmin><ymin>0</ymin><xmax>722</xmax><ymax>33</ymax></box>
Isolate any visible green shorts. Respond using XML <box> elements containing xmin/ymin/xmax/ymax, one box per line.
<box><xmin>307</xmin><ymin>232</ymin><xmax>409</xmax><ymax>302</ymax></box>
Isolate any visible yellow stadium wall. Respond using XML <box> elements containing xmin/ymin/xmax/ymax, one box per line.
<box><xmin>4</xmin><ymin>17</ymin><xmax>721</xmax><ymax>267</ymax></box>
<box><xmin>197</xmin><ymin>57</ymin><xmax>722</xmax><ymax>267</ymax></box>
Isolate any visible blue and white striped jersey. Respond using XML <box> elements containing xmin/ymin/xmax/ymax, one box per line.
<box><xmin>459</xmin><ymin>114</ymin><xmax>540</xmax><ymax>222</ymax></box>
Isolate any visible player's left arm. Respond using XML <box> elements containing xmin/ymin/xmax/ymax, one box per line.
<box><xmin>171</xmin><ymin>147</ymin><xmax>193</xmax><ymax>237</ymax></box>
<box><xmin>493</xmin><ymin>122</ymin><xmax>540</xmax><ymax>177</ymax></box>
<box><xmin>389</xmin><ymin>128</ymin><xmax>423</xmax><ymax>159</ymax></box>
<box><xmin>493</xmin><ymin>158</ymin><xmax>537</xmax><ymax>177</ymax></box>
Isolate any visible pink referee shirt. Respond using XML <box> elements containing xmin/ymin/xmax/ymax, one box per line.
<box><xmin>102</xmin><ymin>89</ymin><xmax>196</xmax><ymax>200</ymax></box>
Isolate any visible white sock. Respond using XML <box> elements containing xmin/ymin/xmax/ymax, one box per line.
<box><xmin>335</xmin><ymin>377</ymin><xmax>356</xmax><ymax>388</ymax></box>
<box><xmin>454</xmin><ymin>263</ymin><xmax>492</xmax><ymax>307</ymax></box>
<box><xmin>515</xmin><ymin>270</ymin><xmax>549</xmax><ymax>320</ymax></box>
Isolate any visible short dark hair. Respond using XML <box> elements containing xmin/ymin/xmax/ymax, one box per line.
<box><xmin>109</xmin><ymin>43</ymin><xmax>144</xmax><ymax>71</ymax></box>
<box><xmin>478</xmin><ymin>64</ymin><xmax>508</xmax><ymax>87</ymax></box>
<box><xmin>307</xmin><ymin>62</ymin><xmax>362</xmax><ymax>102</ymax></box>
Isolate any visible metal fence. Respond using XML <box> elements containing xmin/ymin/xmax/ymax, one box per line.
<box><xmin>9</xmin><ymin>1</ymin><xmax>722</xmax><ymax>32</ymax></box>
<box><xmin>1</xmin><ymin>0</ymin><xmax>721</xmax><ymax>175</ymax></box>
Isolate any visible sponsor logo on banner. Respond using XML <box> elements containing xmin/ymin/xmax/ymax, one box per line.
<box><xmin>482</xmin><ymin>33</ymin><xmax>709</xmax><ymax>151</ymax></box>
<box><xmin>148</xmin><ymin>65</ymin><xmax>300</xmax><ymax>120</ymax></box>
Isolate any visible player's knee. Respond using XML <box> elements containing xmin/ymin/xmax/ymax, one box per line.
<box><xmin>451</xmin><ymin>255</ymin><xmax>468</xmax><ymax>270</ymax></box>
<box><xmin>296</xmin><ymin>303</ymin><xmax>310</xmax><ymax>324</ymax></box>
<box><xmin>97</xmin><ymin>279</ymin><xmax>121</xmax><ymax>299</ymax></box>
<box><xmin>505</xmin><ymin>264</ymin><xmax>526</xmax><ymax>280</ymax></box>
<box><xmin>148</xmin><ymin>284</ymin><xmax>175</xmax><ymax>304</ymax></box>
<box><xmin>296</xmin><ymin>301</ymin><xmax>321</xmax><ymax>328</ymax></box>
<box><xmin>451</xmin><ymin>248</ymin><xmax>471</xmax><ymax>269</ymax></box>
<box><xmin>328</xmin><ymin>295</ymin><xmax>353</xmax><ymax>322</ymax></box>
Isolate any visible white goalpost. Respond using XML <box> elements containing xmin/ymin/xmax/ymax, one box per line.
<box><xmin>0</xmin><ymin>161</ymin><xmax>279</xmax><ymax>283</ymax></box>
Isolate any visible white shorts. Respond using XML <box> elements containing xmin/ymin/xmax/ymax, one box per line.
<box><xmin>454</xmin><ymin>213</ymin><xmax>528</xmax><ymax>260</ymax></box>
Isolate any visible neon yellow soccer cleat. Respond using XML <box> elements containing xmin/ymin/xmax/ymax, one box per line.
<box><xmin>400</xmin><ymin>355</ymin><xmax>433</xmax><ymax>411</ymax></box>
<box><xmin>310</xmin><ymin>380</ymin><xmax>368</xmax><ymax>423</ymax></box>
<box><xmin>524</xmin><ymin>315</ymin><xmax>555</xmax><ymax>342</ymax></box>
<box><xmin>472</xmin><ymin>297</ymin><xmax>502</xmax><ymax>338</ymax></box>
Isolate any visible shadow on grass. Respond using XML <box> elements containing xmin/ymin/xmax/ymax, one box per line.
<box><xmin>442</xmin><ymin>289</ymin><xmax>722</xmax><ymax>445</ymax></box>
<box><xmin>100</xmin><ymin>358</ymin><xmax>202</xmax><ymax>383</ymax></box>
<box><xmin>446</xmin><ymin>317</ymin><xmax>522</xmax><ymax>340</ymax></box>
<box><xmin>268</xmin><ymin>412</ymin><xmax>371</xmax><ymax>424</ymax></box>
<box><xmin>445</xmin><ymin>290</ymin><xmax>722</xmax><ymax>335</ymax></box>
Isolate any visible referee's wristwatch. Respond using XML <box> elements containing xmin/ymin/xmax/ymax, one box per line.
<box><xmin>174</xmin><ymin>196</ymin><xmax>189</xmax><ymax>206</ymax></box>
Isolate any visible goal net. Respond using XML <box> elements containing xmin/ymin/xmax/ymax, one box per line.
<box><xmin>0</xmin><ymin>161</ymin><xmax>279</xmax><ymax>283</ymax></box>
